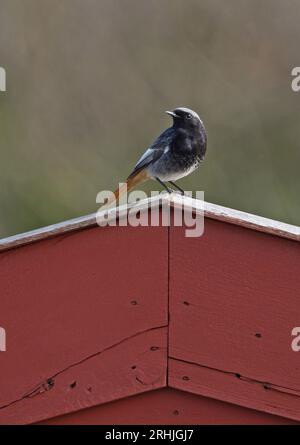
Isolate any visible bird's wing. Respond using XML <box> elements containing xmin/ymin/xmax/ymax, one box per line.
<box><xmin>128</xmin><ymin>128</ymin><xmax>173</xmax><ymax>179</ymax></box>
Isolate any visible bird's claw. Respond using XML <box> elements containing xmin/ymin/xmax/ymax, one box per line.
<box><xmin>168</xmin><ymin>188</ymin><xmax>184</xmax><ymax>195</ymax></box>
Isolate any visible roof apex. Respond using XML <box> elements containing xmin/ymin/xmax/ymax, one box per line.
<box><xmin>0</xmin><ymin>194</ymin><xmax>299</xmax><ymax>252</ymax></box>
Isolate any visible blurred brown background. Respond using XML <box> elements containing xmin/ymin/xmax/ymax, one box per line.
<box><xmin>0</xmin><ymin>0</ymin><xmax>299</xmax><ymax>237</ymax></box>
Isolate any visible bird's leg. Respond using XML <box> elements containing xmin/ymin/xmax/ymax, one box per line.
<box><xmin>155</xmin><ymin>178</ymin><xmax>173</xmax><ymax>194</ymax></box>
<box><xmin>168</xmin><ymin>181</ymin><xmax>185</xmax><ymax>195</ymax></box>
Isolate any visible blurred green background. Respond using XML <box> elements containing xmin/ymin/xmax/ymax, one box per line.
<box><xmin>0</xmin><ymin>0</ymin><xmax>299</xmax><ymax>238</ymax></box>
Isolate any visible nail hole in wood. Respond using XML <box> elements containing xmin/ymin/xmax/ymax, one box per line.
<box><xmin>255</xmin><ymin>333</ymin><xmax>262</xmax><ymax>338</ymax></box>
<box><xmin>150</xmin><ymin>346</ymin><xmax>159</xmax><ymax>351</ymax></box>
<box><xmin>173</xmin><ymin>409</ymin><xmax>179</xmax><ymax>415</ymax></box>
<box><xmin>182</xmin><ymin>375</ymin><xmax>190</xmax><ymax>381</ymax></box>
<box><xmin>235</xmin><ymin>373</ymin><xmax>241</xmax><ymax>379</ymax></box>
<box><xmin>131</xmin><ymin>300</ymin><xmax>138</xmax><ymax>306</ymax></box>
<box><xmin>70</xmin><ymin>381</ymin><xmax>77</xmax><ymax>389</ymax></box>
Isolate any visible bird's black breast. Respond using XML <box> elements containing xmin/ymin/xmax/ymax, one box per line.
<box><xmin>171</xmin><ymin>127</ymin><xmax>207</xmax><ymax>161</ymax></box>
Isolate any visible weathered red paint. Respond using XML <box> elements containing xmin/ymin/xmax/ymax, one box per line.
<box><xmin>169</xmin><ymin>217</ymin><xmax>300</xmax><ymax>420</ymax></box>
<box><xmin>42</xmin><ymin>388</ymin><xmax>296</xmax><ymax>425</ymax></box>
<box><xmin>0</xmin><ymin>203</ymin><xmax>299</xmax><ymax>424</ymax></box>
<box><xmin>0</xmin><ymin>224</ymin><xmax>168</xmax><ymax>424</ymax></box>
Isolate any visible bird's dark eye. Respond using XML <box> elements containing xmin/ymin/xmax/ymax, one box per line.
<box><xmin>186</xmin><ymin>113</ymin><xmax>192</xmax><ymax>119</ymax></box>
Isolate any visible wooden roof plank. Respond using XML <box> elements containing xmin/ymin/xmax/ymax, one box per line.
<box><xmin>0</xmin><ymin>223</ymin><xmax>168</xmax><ymax>424</ymax></box>
<box><xmin>169</xmin><ymin>216</ymin><xmax>300</xmax><ymax>420</ymax></box>
<box><xmin>1</xmin><ymin>327</ymin><xmax>167</xmax><ymax>424</ymax></box>
<box><xmin>0</xmin><ymin>195</ymin><xmax>299</xmax><ymax>252</ymax></box>
<box><xmin>169</xmin><ymin>358</ymin><xmax>300</xmax><ymax>422</ymax></box>
<box><xmin>41</xmin><ymin>387</ymin><xmax>296</xmax><ymax>425</ymax></box>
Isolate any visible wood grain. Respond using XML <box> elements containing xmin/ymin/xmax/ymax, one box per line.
<box><xmin>171</xmin><ymin>195</ymin><xmax>300</xmax><ymax>241</ymax></box>
<box><xmin>169</xmin><ymin>216</ymin><xmax>300</xmax><ymax>420</ymax></box>
<box><xmin>169</xmin><ymin>359</ymin><xmax>300</xmax><ymax>421</ymax></box>
<box><xmin>0</xmin><ymin>195</ymin><xmax>298</xmax><ymax>252</ymax></box>
<box><xmin>0</xmin><ymin>223</ymin><xmax>168</xmax><ymax>424</ymax></box>
<box><xmin>41</xmin><ymin>387</ymin><xmax>296</xmax><ymax>425</ymax></box>
<box><xmin>0</xmin><ymin>199</ymin><xmax>299</xmax><ymax>423</ymax></box>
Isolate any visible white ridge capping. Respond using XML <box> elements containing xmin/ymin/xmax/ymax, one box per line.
<box><xmin>169</xmin><ymin>193</ymin><xmax>300</xmax><ymax>241</ymax></box>
<box><xmin>0</xmin><ymin>193</ymin><xmax>299</xmax><ymax>252</ymax></box>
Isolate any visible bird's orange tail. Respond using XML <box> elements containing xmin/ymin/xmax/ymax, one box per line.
<box><xmin>104</xmin><ymin>169</ymin><xmax>149</xmax><ymax>207</ymax></box>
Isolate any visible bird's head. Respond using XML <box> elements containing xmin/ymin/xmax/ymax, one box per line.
<box><xmin>165</xmin><ymin>107</ymin><xmax>203</xmax><ymax>130</ymax></box>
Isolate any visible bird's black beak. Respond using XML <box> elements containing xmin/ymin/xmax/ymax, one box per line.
<box><xmin>165</xmin><ymin>110</ymin><xmax>178</xmax><ymax>118</ymax></box>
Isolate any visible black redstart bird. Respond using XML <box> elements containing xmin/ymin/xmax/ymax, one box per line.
<box><xmin>109</xmin><ymin>107</ymin><xmax>207</xmax><ymax>204</ymax></box>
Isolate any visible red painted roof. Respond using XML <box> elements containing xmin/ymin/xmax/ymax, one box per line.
<box><xmin>0</xmin><ymin>196</ymin><xmax>299</xmax><ymax>424</ymax></box>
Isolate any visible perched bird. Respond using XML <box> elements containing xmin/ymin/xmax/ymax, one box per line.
<box><xmin>110</xmin><ymin>107</ymin><xmax>207</xmax><ymax>203</ymax></box>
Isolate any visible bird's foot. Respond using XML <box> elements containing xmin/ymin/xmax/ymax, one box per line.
<box><xmin>169</xmin><ymin>188</ymin><xmax>181</xmax><ymax>195</ymax></box>
<box><xmin>168</xmin><ymin>188</ymin><xmax>185</xmax><ymax>196</ymax></box>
